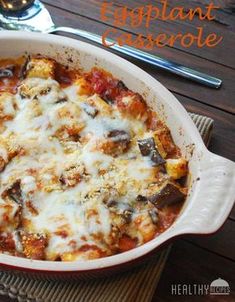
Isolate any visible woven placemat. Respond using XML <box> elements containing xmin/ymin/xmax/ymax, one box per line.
<box><xmin>0</xmin><ymin>113</ymin><xmax>214</xmax><ymax>302</ymax></box>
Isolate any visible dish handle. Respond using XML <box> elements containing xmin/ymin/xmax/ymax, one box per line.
<box><xmin>179</xmin><ymin>152</ymin><xmax>235</xmax><ymax>235</ymax></box>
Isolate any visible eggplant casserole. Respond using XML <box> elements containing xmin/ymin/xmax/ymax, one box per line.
<box><xmin>0</xmin><ymin>57</ymin><xmax>188</xmax><ymax>261</ymax></box>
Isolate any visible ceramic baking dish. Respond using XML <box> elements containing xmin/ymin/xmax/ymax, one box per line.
<box><xmin>0</xmin><ymin>31</ymin><xmax>234</xmax><ymax>278</ymax></box>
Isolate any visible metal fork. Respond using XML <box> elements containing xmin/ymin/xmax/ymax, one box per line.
<box><xmin>0</xmin><ymin>0</ymin><xmax>222</xmax><ymax>88</ymax></box>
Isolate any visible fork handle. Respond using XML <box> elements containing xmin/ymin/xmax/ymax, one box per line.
<box><xmin>50</xmin><ymin>26</ymin><xmax>222</xmax><ymax>89</ymax></box>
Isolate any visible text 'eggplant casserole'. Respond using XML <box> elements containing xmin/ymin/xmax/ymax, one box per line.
<box><xmin>0</xmin><ymin>57</ymin><xmax>188</xmax><ymax>261</ymax></box>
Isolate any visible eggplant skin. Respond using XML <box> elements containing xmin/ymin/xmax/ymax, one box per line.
<box><xmin>1</xmin><ymin>180</ymin><xmax>23</xmax><ymax>205</ymax></box>
<box><xmin>138</xmin><ymin>137</ymin><xmax>155</xmax><ymax>156</ymax></box>
<box><xmin>138</xmin><ymin>137</ymin><xmax>166</xmax><ymax>166</ymax></box>
<box><xmin>0</xmin><ymin>65</ymin><xmax>15</xmax><ymax>78</ymax></box>
<box><xmin>148</xmin><ymin>183</ymin><xmax>186</xmax><ymax>209</ymax></box>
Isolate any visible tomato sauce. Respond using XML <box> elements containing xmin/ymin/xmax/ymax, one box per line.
<box><xmin>85</xmin><ymin>68</ymin><xmax>128</xmax><ymax>102</ymax></box>
<box><xmin>0</xmin><ymin>233</ymin><xmax>15</xmax><ymax>253</ymax></box>
<box><xmin>118</xmin><ymin>235</ymin><xmax>137</xmax><ymax>252</ymax></box>
<box><xmin>154</xmin><ymin>203</ymin><xmax>183</xmax><ymax>237</ymax></box>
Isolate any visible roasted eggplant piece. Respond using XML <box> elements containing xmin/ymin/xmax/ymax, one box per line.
<box><xmin>106</xmin><ymin>199</ymin><xmax>118</xmax><ymax>207</ymax></box>
<box><xmin>122</xmin><ymin>208</ymin><xmax>133</xmax><ymax>223</ymax></box>
<box><xmin>82</xmin><ymin>102</ymin><xmax>98</xmax><ymax>118</ymax></box>
<box><xmin>107</xmin><ymin>201</ymin><xmax>134</xmax><ymax>224</ymax></box>
<box><xmin>136</xmin><ymin>195</ymin><xmax>148</xmax><ymax>202</ymax></box>
<box><xmin>55</xmin><ymin>97</ymin><xmax>68</xmax><ymax>104</ymax></box>
<box><xmin>148</xmin><ymin>183</ymin><xmax>186</xmax><ymax>209</ymax></box>
<box><xmin>101</xmin><ymin>130</ymin><xmax>130</xmax><ymax>156</ymax></box>
<box><xmin>154</xmin><ymin>127</ymin><xmax>179</xmax><ymax>158</ymax></box>
<box><xmin>107</xmin><ymin>130</ymin><xmax>130</xmax><ymax>142</ymax></box>
<box><xmin>0</xmin><ymin>65</ymin><xmax>15</xmax><ymax>78</ymax></box>
<box><xmin>1</xmin><ymin>180</ymin><xmax>23</xmax><ymax>205</ymax></box>
<box><xmin>165</xmin><ymin>158</ymin><xmax>188</xmax><ymax>180</ymax></box>
<box><xmin>148</xmin><ymin>208</ymin><xmax>159</xmax><ymax>224</ymax></box>
<box><xmin>138</xmin><ymin>137</ymin><xmax>166</xmax><ymax>166</ymax></box>
<box><xmin>19</xmin><ymin>56</ymin><xmax>30</xmax><ymax>80</ymax></box>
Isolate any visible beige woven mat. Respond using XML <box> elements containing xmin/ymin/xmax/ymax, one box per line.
<box><xmin>0</xmin><ymin>113</ymin><xmax>214</xmax><ymax>302</ymax></box>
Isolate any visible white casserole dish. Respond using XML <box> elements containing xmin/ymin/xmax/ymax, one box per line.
<box><xmin>0</xmin><ymin>31</ymin><xmax>234</xmax><ymax>277</ymax></box>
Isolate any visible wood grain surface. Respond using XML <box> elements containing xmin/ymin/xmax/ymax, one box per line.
<box><xmin>0</xmin><ymin>0</ymin><xmax>234</xmax><ymax>301</ymax></box>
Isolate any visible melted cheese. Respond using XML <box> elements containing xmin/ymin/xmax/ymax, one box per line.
<box><xmin>0</xmin><ymin>76</ymin><xmax>158</xmax><ymax>259</ymax></box>
<box><xmin>0</xmin><ymin>59</ymin><xmax>187</xmax><ymax>261</ymax></box>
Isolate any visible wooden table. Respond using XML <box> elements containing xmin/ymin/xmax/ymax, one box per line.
<box><xmin>0</xmin><ymin>1</ymin><xmax>234</xmax><ymax>301</ymax></box>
